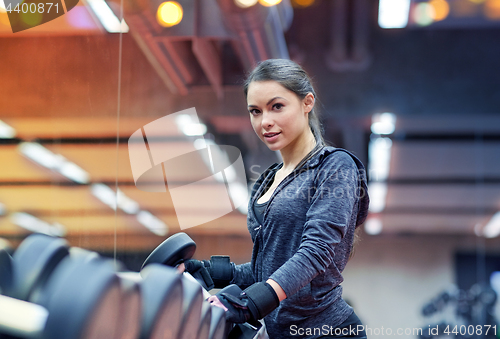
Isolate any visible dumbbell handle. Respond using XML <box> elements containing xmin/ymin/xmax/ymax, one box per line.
<box><xmin>0</xmin><ymin>294</ymin><xmax>48</xmax><ymax>337</ymax></box>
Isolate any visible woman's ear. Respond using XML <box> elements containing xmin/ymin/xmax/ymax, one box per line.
<box><xmin>303</xmin><ymin>93</ymin><xmax>315</xmax><ymax>114</ymax></box>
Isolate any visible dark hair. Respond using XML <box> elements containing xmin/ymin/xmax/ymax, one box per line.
<box><xmin>243</xmin><ymin>59</ymin><xmax>326</xmax><ymax>148</ymax></box>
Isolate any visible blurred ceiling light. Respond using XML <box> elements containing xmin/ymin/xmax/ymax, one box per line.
<box><xmin>137</xmin><ymin>211</ymin><xmax>168</xmax><ymax>236</ymax></box>
<box><xmin>116</xmin><ymin>189</ymin><xmax>140</xmax><ymax>214</ymax></box>
<box><xmin>414</xmin><ymin>2</ymin><xmax>435</xmax><ymax>26</ymax></box>
<box><xmin>429</xmin><ymin>0</ymin><xmax>450</xmax><ymax>21</ymax></box>
<box><xmin>86</xmin><ymin>0</ymin><xmax>129</xmax><ymax>33</ymax></box>
<box><xmin>19</xmin><ymin>142</ymin><xmax>90</xmax><ymax>184</ymax></box>
<box><xmin>365</xmin><ymin>217</ymin><xmax>383</xmax><ymax>235</ymax></box>
<box><xmin>371</xmin><ymin>112</ymin><xmax>396</xmax><ymax>135</ymax></box>
<box><xmin>0</xmin><ymin>120</ymin><xmax>16</xmax><ymax>139</ymax></box>
<box><xmin>367</xmin><ymin>182</ymin><xmax>388</xmax><ymax>213</ymax></box>
<box><xmin>11</xmin><ymin>212</ymin><xmax>66</xmax><ymax>237</ymax></box>
<box><xmin>193</xmin><ymin>138</ymin><xmax>208</xmax><ymax>150</ymax></box>
<box><xmin>482</xmin><ymin>211</ymin><xmax>500</xmax><ymax>238</ymax></box>
<box><xmin>59</xmin><ymin>162</ymin><xmax>91</xmax><ymax>184</ymax></box>
<box><xmin>157</xmin><ymin>1</ymin><xmax>183</xmax><ymax>27</ymax></box>
<box><xmin>368</xmin><ymin>137</ymin><xmax>392</xmax><ymax>182</ymax></box>
<box><xmin>367</xmin><ymin>124</ymin><xmax>393</xmax><ymax>213</ymax></box>
<box><xmin>91</xmin><ymin>183</ymin><xmax>117</xmax><ymax>210</ymax></box>
<box><xmin>175</xmin><ymin>113</ymin><xmax>192</xmax><ymax>126</ymax></box>
<box><xmin>485</xmin><ymin>0</ymin><xmax>500</xmax><ymax>19</ymax></box>
<box><xmin>19</xmin><ymin>142</ymin><xmax>59</xmax><ymax>169</ymax></box>
<box><xmin>182</xmin><ymin>123</ymin><xmax>207</xmax><ymax>136</ymax></box>
<box><xmin>293</xmin><ymin>0</ymin><xmax>315</xmax><ymax>7</ymax></box>
<box><xmin>378</xmin><ymin>0</ymin><xmax>411</xmax><ymax>28</ymax></box>
<box><xmin>234</xmin><ymin>0</ymin><xmax>258</xmax><ymax>8</ymax></box>
<box><xmin>175</xmin><ymin>114</ymin><xmax>207</xmax><ymax>136</ymax></box>
<box><xmin>91</xmin><ymin>184</ymin><xmax>140</xmax><ymax>214</ymax></box>
<box><xmin>258</xmin><ymin>0</ymin><xmax>282</xmax><ymax>7</ymax></box>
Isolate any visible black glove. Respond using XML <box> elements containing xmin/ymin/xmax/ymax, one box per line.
<box><xmin>183</xmin><ymin>255</ymin><xmax>234</xmax><ymax>290</ymax></box>
<box><xmin>209</xmin><ymin>282</ymin><xmax>280</xmax><ymax>324</ymax></box>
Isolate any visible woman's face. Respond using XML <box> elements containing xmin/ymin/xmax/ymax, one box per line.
<box><xmin>247</xmin><ymin>80</ymin><xmax>314</xmax><ymax>152</ymax></box>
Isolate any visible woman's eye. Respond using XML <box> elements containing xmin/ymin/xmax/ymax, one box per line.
<box><xmin>273</xmin><ymin>103</ymin><xmax>284</xmax><ymax>110</ymax></box>
<box><xmin>249</xmin><ymin>109</ymin><xmax>260</xmax><ymax>115</ymax></box>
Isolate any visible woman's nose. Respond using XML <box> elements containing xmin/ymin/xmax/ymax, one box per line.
<box><xmin>261</xmin><ymin>112</ymin><xmax>274</xmax><ymax>128</ymax></box>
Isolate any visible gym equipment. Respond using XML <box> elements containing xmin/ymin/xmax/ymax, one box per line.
<box><xmin>209</xmin><ymin>305</ymin><xmax>227</xmax><ymax>339</ymax></box>
<box><xmin>0</xmin><ymin>247</ymin><xmax>13</xmax><ymax>295</ymax></box>
<box><xmin>142</xmin><ymin>233</ymin><xmax>196</xmax><ymax>269</ymax></box>
<box><xmin>142</xmin><ymin>232</ymin><xmax>215</xmax><ymax>290</ymax></box>
<box><xmin>69</xmin><ymin>247</ymin><xmax>100</xmax><ymax>263</ymax></box>
<box><xmin>0</xmin><ymin>257</ymin><xmax>121</xmax><ymax>339</ymax></box>
<box><xmin>198</xmin><ymin>302</ymin><xmax>213</xmax><ymax>339</ymax></box>
<box><xmin>114</xmin><ymin>277</ymin><xmax>142</xmax><ymax>339</ymax></box>
<box><xmin>68</xmin><ymin>247</ymin><xmax>142</xmax><ymax>339</ymax></box>
<box><xmin>2</xmin><ymin>235</ymin><xmax>144</xmax><ymax>339</ymax></box>
<box><xmin>418</xmin><ymin>284</ymin><xmax>498</xmax><ymax>339</ymax></box>
<box><xmin>139</xmin><ymin>264</ymin><xmax>184</xmax><ymax>339</ymax></box>
<box><xmin>178</xmin><ymin>277</ymin><xmax>204</xmax><ymax>339</ymax></box>
<box><xmin>142</xmin><ymin>232</ymin><xmax>266</xmax><ymax>339</ymax></box>
<box><xmin>10</xmin><ymin>234</ymin><xmax>69</xmax><ymax>302</ymax></box>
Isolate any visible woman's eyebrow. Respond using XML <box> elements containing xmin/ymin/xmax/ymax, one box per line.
<box><xmin>248</xmin><ymin>96</ymin><xmax>287</xmax><ymax>108</ymax></box>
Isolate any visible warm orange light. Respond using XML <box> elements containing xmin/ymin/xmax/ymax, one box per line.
<box><xmin>234</xmin><ymin>0</ymin><xmax>258</xmax><ymax>8</ymax></box>
<box><xmin>293</xmin><ymin>0</ymin><xmax>315</xmax><ymax>7</ymax></box>
<box><xmin>452</xmin><ymin>0</ymin><xmax>478</xmax><ymax>16</ymax></box>
<box><xmin>468</xmin><ymin>0</ymin><xmax>486</xmax><ymax>3</ymax></box>
<box><xmin>485</xmin><ymin>0</ymin><xmax>500</xmax><ymax>18</ymax></box>
<box><xmin>157</xmin><ymin>1</ymin><xmax>183</xmax><ymax>27</ymax></box>
<box><xmin>0</xmin><ymin>13</ymin><xmax>9</xmax><ymax>26</ymax></box>
<box><xmin>429</xmin><ymin>0</ymin><xmax>450</xmax><ymax>21</ymax></box>
<box><xmin>258</xmin><ymin>0</ymin><xmax>282</xmax><ymax>7</ymax></box>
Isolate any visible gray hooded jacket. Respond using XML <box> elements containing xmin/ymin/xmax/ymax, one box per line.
<box><xmin>231</xmin><ymin>147</ymin><xmax>369</xmax><ymax>338</ymax></box>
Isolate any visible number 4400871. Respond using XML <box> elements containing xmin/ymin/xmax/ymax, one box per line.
<box><xmin>444</xmin><ymin>325</ymin><xmax>496</xmax><ymax>336</ymax></box>
<box><xmin>5</xmin><ymin>2</ymin><xmax>59</xmax><ymax>14</ymax></box>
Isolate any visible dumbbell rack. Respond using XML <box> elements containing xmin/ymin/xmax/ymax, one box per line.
<box><xmin>0</xmin><ymin>234</ymin><xmax>232</xmax><ymax>339</ymax></box>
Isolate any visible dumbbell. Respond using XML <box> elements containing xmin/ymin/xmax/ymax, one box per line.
<box><xmin>3</xmin><ymin>234</ymin><xmax>142</xmax><ymax>339</ymax></box>
<box><xmin>142</xmin><ymin>233</ymin><xmax>230</xmax><ymax>339</ymax></box>
<box><xmin>0</xmin><ymin>256</ymin><xmax>121</xmax><ymax>339</ymax></box>
<box><xmin>67</xmin><ymin>245</ymin><xmax>143</xmax><ymax>339</ymax></box>
<box><xmin>138</xmin><ymin>264</ymin><xmax>184</xmax><ymax>339</ymax></box>
<box><xmin>141</xmin><ymin>233</ymin><xmax>208</xmax><ymax>285</ymax></box>
<box><xmin>0</xmin><ymin>239</ymin><xmax>13</xmax><ymax>295</ymax></box>
<box><xmin>142</xmin><ymin>232</ymin><xmax>262</xmax><ymax>339</ymax></box>
<box><xmin>9</xmin><ymin>234</ymin><xmax>70</xmax><ymax>303</ymax></box>
<box><xmin>26</xmin><ymin>233</ymin><xmax>210</xmax><ymax>339</ymax></box>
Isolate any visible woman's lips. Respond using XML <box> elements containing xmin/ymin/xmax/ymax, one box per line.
<box><xmin>264</xmin><ymin>132</ymin><xmax>281</xmax><ymax>142</ymax></box>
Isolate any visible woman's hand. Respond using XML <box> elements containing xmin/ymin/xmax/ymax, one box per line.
<box><xmin>208</xmin><ymin>282</ymin><xmax>280</xmax><ymax>324</ymax></box>
<box><xmin>177</xmin><ymin>262</ymin><xmax>185</xmax><ymax>273</ymax></box>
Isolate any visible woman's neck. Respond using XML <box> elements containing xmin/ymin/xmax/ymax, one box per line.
<box><xmin>279</xmin><ymin>129</ymin><xmax>317</xmax><ymax>172</ymax></box>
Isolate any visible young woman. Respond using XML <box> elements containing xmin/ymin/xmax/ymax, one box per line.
<box><xmin>185</xmin><ymin>59</ymin><xmax>369</xmax><ymax>338</ymax></box>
